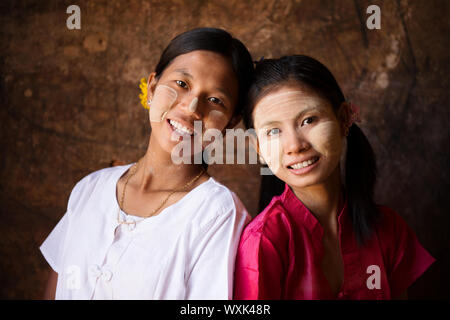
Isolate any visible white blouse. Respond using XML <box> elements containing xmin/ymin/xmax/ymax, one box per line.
<box><xmin>40</xmin><ymin>163</ymin><xmax>250</xmax><ymax>300</ymax></box>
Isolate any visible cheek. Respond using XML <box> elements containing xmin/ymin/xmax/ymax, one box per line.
<box><xmin>204</xmin><ymin>110</ymin><xmax>229</xmax><ymax>130</ymax></box>
<box><xmin>258</xmin><ymin>135</ymin><xmax>283</xmax><ymax>173</ymax></box>
<box><xmin>307</xmin><ymin>121</ymin><xmax>343</xmax><ymax>158</ymax></box>
<box><xmin>188</xmin><ymin>97</ymin><xmax>198</xmax><ymax>113</ymax></box>
<box><xmin>149</xmin><ymin>85</ymin><xmax>177</xmax><ymax>122</ymax></box>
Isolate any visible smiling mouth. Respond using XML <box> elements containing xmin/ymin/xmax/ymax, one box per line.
<box><xmin>168</xmin><ymin>119</ymin><xmax>194</xmax><ymax>136</ymax></box>
<box><xmin>288</xmin><ymin>156</ymin><xmax>320</xmax><ymax>169</ymax></box>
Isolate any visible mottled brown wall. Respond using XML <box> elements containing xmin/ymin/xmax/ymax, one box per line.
<box><xmin>0</xmin><ymin>0</ymin><xmax>448</xmax><ymax>299</ymax></box>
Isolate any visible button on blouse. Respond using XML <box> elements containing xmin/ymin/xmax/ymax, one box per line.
<box><xmin>40</xmin><ymin>163</ymin><xmax>250</xmax><ymax>299</ymax></box>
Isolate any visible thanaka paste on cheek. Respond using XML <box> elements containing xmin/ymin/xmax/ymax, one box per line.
<box><xmin>201</xmin><ymin>110</ymin><xmax>229</xmax><ymax>150</ymax></box>
<box><xmin>188</xmin><ymin>97</ymin><xmax>198</xmax><ymax>113</ymax></box>
<box><xmin>204</xmin><ymin>110</ymin><xmax>228</xmax><ymax>130</ymax></box>
<box><xmin>258</xmin><ymin>133</ymin><xmax>283</xmax><ymax>174</ymax></box>
<box><xmin>307</xmin><ymin>120</ymin><xmax>343</xmax><ymax>158</ymax></box>
<box><xmin>149</xmin><ymin>85</ymin><xmax>177</xmax><ymax>123</ymax></box>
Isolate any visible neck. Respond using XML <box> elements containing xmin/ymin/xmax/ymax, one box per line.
<box><xmin>134</xmin><ymin>134</ymin><xmax>205</xmax><ymax>193</ymax></box>
<box><xmin>291</xmin><ymin>167</ymin><xmax>343</xmax><ymax>230</ymax></box>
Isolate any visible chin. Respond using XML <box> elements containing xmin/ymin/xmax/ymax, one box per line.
<box><xmin>276</xmin><ymin>165</ymin><xmax>328</xmax><ymax>190</ymax></box>
<box><xmin>291</xmin><ymin>167</ymin><xmax>341</xmax><ymax>190</ymax></box>
<box><xmin>286</xmin><ymin>176</ymin><xmax>321</xmax><ymax>190</ymax></box>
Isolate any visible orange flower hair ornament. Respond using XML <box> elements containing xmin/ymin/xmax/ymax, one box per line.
<box><xmin>139</xmin><ymin>78</ymin><xmax>149</xmax><ymax>110</ymax></box>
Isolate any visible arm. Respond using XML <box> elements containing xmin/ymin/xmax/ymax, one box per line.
<box><xmin>40</xmin><ymin>179</ymin><xmax>84</xmax><ymax>300</ymax></box>
<box><xmin>185</xmin><ymin>209</ymin><xmax>249</xmax><ymax>299</ymax></box>
<box><xmin>43</xmin><ymin>268</ymin><xmax>58</xmax><ymax>300</ymax></box>
<box><xmin>234</xmin><ymin>232</ymin><xmax>285</xmax><ymax>299</ymax></box>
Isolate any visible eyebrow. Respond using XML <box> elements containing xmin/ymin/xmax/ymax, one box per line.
<box><xmin>257</xmin><ymin>105</ymin><xmax>322</xmax><ymax>128</ymax></box>
<box><xmin>258</xmin><ymin>120</ymin><xmax>281</xmax><ymax>129</ymax></box>
<box><xmin>214</xmin><ymin>87</ymin><xmax>232</xmax><ymax>101</ymax></box>
<box><xmin>175</xmin><ymin>69</ymin><xmax>232</xmax><ymax>102</ymax></box>
<box><xmin>174</xmin><ymin>68</ymin><xmax>193</xmax><ymax>79</ymax></box>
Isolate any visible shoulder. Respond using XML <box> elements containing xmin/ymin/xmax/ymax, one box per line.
<box><xmin>182</xmin><ymin>178</ymin><xmax>251</xmax><ymax>244</ymax></box>
<box><xmin>240</xmin><ymin>196</ymin><xmax>292</xmax><ymax>246</ymax></box>
<box><xmin>373</xmin><ymin>204</ymin><xmax>419</xmax><ymax>255</ymax></box>
<box><xmin>187</xmin><ymin>177</ymin><xmax>250</xmax><ymax>226</ymax></box>
<box><xmin>198</xmin><ymin>178</ymin><xmax>247</xmax><ymax>216</ymax></box>
<box><xmin>67</xmin><ymin>164</ymin><xmax>132</xmax><ymax>211</ymax></box>
<box><xmin>78</xmin><ymin>164</ymin><xmax>129</xmax><ymax>186</ymax></box>
<box><xmin>375</xmin><ymin>205</ymin><xmax>411</xmax><ymax>234</ymax></box>
<box><xmin>373</xmin><ymin>204</ymin><xmax>435</xmax><ymax>294</ymax></box>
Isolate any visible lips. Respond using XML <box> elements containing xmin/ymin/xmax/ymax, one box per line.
<box><xmin>287</xmin><ymin>156</ymin><xmax>320</xmax><ymax>169</ymax></box>
<box><xmin>167</xmin><ymin>119</ymin><xmax>194</xmax><ymax>136</ymax></box>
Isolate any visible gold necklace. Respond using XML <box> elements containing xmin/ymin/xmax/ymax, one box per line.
<box><xmin>117</xmin><ymin>160</ymin><xmax>206</xmax><ymax>225</ymax></box>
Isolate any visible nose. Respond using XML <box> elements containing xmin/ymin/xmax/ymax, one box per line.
<box><xmin>282</xmin><ymin>128</ymin><xmax>309</xmax><ymax>155</ymax></box>
<box><xmin>180</xmin><ymin>94</ymin><xmax>201</xmax><ymax>119</ymax></box>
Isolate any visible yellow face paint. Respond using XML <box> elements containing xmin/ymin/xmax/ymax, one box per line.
<box><xmin>254</xmin><ymin>91</ymin><xmax>316</xmax><ymax>129</ymax></box>
<box><xmin>204</xmin><ymin>110</ymin><xmax>228</xmax><ymax>130</ymax></box>
<box><xmin>188</xmin><ymin>97</ymin><xmax>198</xmax><ymax>113</ymax></box>
<box><xmin>307</xmin><ymin>120</ymin><xmax>342</xmax><ymax>158</ymax></box>
<box><xmin>149</xmin><ymin>85</ymin><xmax>177</xmax><ymax>123</ymax></box>
<box><xmin>258</xmin><ymin>132</ymin><xmax>282</xmax><ymax>174</ymax></box>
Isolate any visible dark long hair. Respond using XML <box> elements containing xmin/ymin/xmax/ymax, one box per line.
<box><xmin>244</xmin><ymin>55</ymin><xmax>378</xmax><ymax>245</ymax></box>
<box><xmin>154</xmin><ymin>27</ymin><xmax>254</xmax><ymax>117</ymax></box>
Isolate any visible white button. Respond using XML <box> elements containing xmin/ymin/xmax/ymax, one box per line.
<box><xmin>101</xmin><ymin>269</ymin><xmax>113</xmax><ymax>282</ymax></box>
<box><xmin>88</xmin><ymin>264</ymin><xmax>113</xmax><ymax>282</ymax></box>
<box><xmin>125</xmin><ymin>216</ymin><xmax>136</xmax><ymax>231</ymax></box>
<box><xmin>88</xmin><ymin>264</ymin><xmax>102</xmax><ymax>278</ymax></box>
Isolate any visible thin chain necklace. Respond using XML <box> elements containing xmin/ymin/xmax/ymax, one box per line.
<box><xmin>117</xmin><ymin>160</ymin><xmax>206</xmax><ymax>225</ymax></box>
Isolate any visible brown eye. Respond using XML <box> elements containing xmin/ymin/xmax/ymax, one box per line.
<box><xmin>175</xmin><ymin>80</ymin><xmax>188</xmax><ymax>89</ymax></box>
<box><xmin>208</xmin><ymin>97</ymin><xmax>223</xmax><ymax>106</ymax></box>
<box><xmin>301</xmin><ymin>116</ymin><xmax>316</xmax><ymax>126</ymax></box>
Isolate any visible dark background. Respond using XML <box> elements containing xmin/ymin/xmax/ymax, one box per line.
<box><xmin>0</xmin><ymin>0</ymin><xmax>448</xmax><ymax>299</ymax></box>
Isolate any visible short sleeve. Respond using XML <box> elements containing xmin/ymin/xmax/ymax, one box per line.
<box><xmin>39</xmin><ymin>178</ymin><xmax>83</xmax><ymax>273</ymax></box>
<box><xmin>39</xmin><ymin>211</ymin><xmax>70</xmax><ymax>273</ymax></box>
<box><xmin>382</xmin><ymin>208</ymin><xmax>436</xmax><ymax>297</ymax></box>
<box><xmin>185</xmin><ymin>204</ymin><xmax>249</xmax><ymax>300</ymax></box>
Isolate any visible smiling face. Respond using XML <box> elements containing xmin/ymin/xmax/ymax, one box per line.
<box><xmin>253</xmin><ymin>84</ymin><xmax>345</xmax><ymax>190</ymax></box>
<box><xmin>147</xmin><ymin>50</ymin><xmax>239</xmax><ymax>157</ymax></box>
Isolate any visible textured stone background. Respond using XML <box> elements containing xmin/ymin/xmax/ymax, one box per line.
<box><xmin>0</xmin><ymin>0</ymin><xmax>448</xmax><ymax>299</ymax></box>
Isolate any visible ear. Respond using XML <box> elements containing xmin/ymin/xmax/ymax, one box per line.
<box><xmin>337</xmin><ymin>102</ymin><xmax>350</xmax><ymax>136</ymax></box>
<box><xmin>146</xmin><ymin>72</ymin><xmax>158</xmax><ymax>101</ymax></box>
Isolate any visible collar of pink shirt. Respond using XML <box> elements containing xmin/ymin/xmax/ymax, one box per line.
<box><xmin>278</xmin><ymin>183</ymin><xmax>379</xmax><ymax>299</ymax></box>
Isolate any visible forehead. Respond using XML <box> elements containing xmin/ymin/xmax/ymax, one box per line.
<box><xmin>162</xmin><ymin>50</ymin><xmax>237</xmax><ymax>86</ymax></box>
<box><xmin>253</xmin><ymin>88</ymin><xmax>332</xmax><ymax>128</ymax></box>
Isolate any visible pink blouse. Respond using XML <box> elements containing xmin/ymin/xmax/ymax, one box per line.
<box><xmin>234</xmin><ymin>184</ymin><xmax>435</xmax><ymax>299</ymax></box>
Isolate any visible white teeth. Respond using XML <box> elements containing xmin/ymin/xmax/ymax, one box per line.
<box><xmin>169</xmin><ymin>119</ymin><xmax>193</xmax><ymax>135</ymax></box>
<box><xmin>290</xmin><ymin>157</ymin><xmax>318</xmax><ymax>169</ymax></box>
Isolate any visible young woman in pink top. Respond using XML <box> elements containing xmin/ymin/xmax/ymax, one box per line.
<box><xmin>234</xmin><ymin>55</ymin><xmax>435</xmax><ymax>299</ymax></box>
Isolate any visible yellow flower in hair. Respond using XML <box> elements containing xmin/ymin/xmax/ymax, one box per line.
<box><xmin>139</xmin><ymin>77</ymin><xmax>149</xmax><ymax>110</ymax></box>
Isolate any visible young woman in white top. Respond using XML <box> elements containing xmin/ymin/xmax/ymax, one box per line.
<box><xmin>40</xmin><ymin>28</ymin><xmax>253</xmax><ymax>299</ymax></box>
